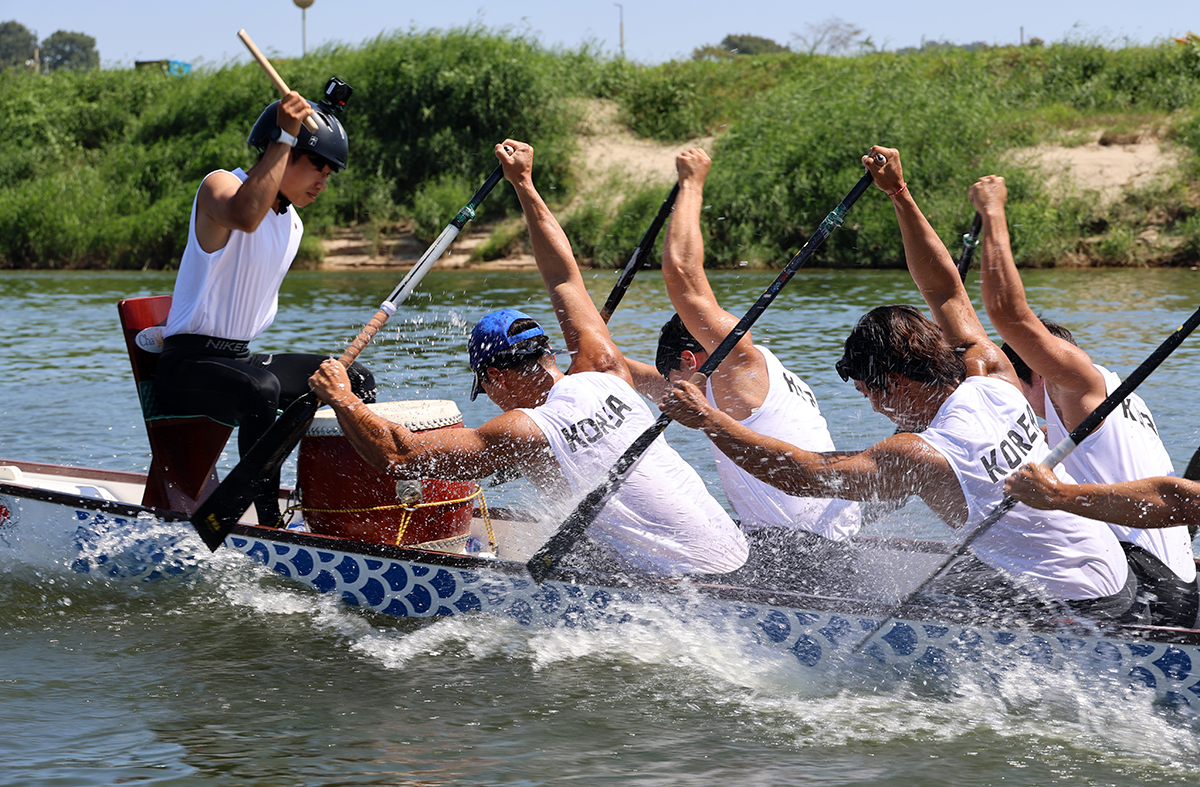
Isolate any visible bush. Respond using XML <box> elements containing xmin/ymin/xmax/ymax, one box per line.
<box><xmin>0</xmin><ymin>27</ymin><xmax>583</xmax><ymax>268</ymax></box>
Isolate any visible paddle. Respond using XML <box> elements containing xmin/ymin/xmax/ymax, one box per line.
<box><xmin>598</xmin><ymin>183</ymin><xmax>680</xmax><ymax>324</ymax></box>
<box><xmin>851</xmin><ymin>303</ymin><xmax>1200</xmax><ymax>654</ymax></box>
<box><xmin>190</xmin><ymin>157</ymin><xmax>510</xmax><ymax>551</ymax></box>
<box><xmin>526</xmin><ymin>167</ymin><xmax>877</xmax><ymax>583</ymax></box>
<box><xmin>238</xmin><ymin>29</ymin><xmax>319</xmax><ymax>133</ymax></box>
<box><xmin>956</xmin><ymin>213</ymin><xmax>983</xmax><ymax>281</ymax></box>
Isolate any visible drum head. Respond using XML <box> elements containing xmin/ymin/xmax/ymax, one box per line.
<box><xmin>306</xmin><ymin>399</ymin><xmax>463</xmax><ymax>437</ymax></box>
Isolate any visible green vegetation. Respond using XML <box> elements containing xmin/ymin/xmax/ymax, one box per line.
<box><xmin>0</xmin><ymin>27</ymin><xmax>1198</xmax><ymax>270</ymax></box>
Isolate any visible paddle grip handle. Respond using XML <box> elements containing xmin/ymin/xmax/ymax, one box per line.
<box><xmin>336</xmin><ymin>307</ymin><xmax>390</xmax><ymax>367</ymax></box>
<box><xmin>238</xmin><ymin>29</ymin><xmax>319</xmax><ymax>133</ymax></box>
<box><xmin>956</xmin><ymin>213</ymin><xmax>983</xmax><ymax>281</ymax></box>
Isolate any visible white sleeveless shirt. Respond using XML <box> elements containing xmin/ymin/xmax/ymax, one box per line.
<box><xmin>1045</xmin><ymin>364</ymin><xmax>1196</xmax><ymax>581</ymax></box>
<box><xmin>521</xmin><ymin>372</ymin><xmax>749</xmax><ymax>574</ymax></box>
<box><xmin>164</xmin><ymin>169</ymin><xmax>303</xmax><ymax>342</ymax></box>
<box><xmin>705</xmin><ymin>346</ymin><xmax>861</xmax><ymax>539</ymax></box>
<box><xmin>918</xmin><ymin>376</ymin><xmax>1129</xmax><ymax>600</ymax></box>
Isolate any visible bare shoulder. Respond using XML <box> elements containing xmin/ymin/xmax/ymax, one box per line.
<box><xmin>197</xmin><ymin>170</ymin><xmax>241</xmax><ymax>201</ymax></box>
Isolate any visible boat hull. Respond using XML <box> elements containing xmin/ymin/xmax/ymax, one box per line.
<box><xmin>3</xmin><ymin>459</ymin><xmax>1199</xmax><ymax>715</ymax></box>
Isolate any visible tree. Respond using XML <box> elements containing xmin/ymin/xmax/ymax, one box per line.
<box><xmin>792</xmin><ymin>17</ymin><xmax>868</xmax><ymax>56</ymax></box>
<box><xmin>41</xmin><ymin>30</ymin><xmax>98</xmax><ymax>73</ymax></box>
<box><xmin>693</xmin><ymin>34</ymin><xmax>787</xmax><ymax>60</ymax></box>
<box><xmin>691</xmin><ymin>44</ymin><xmax>735</xmax><ymax>61</ymax></box>
<box><xmin>0</xmin><ymin>20</ymin><xmax>37</xmax><ymax>71</ymax></box>
<box><xmin>718</xmin><ymin>34</ymin><xmax>788</xmax><ymax>55</ymax></box>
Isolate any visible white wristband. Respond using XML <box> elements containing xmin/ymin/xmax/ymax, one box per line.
<box><xmin>274</xmin><ymin>128</ymin><xmax>299</xmax><ymax>148</ymax></box>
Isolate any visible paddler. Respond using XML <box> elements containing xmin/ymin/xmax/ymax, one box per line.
<box><xmin>309</xmin><ymin>140</ymin><xmax>748</xmax><ymax>576</ymax></box>
<box><xmin>155</xmin><ymin>80</ymin><xmax>376</xmax><ymax>528</ymax></box>
<box><xmin>971</xmin><ymin>174</ymin><xmax>1197</xmax><ymax>627</ymax></box>
<box><xmin>624</xmin><ymin>148</ymin><xmax>861</xmax><ymax>591</ymax></box>
<box><xmin>659</xmin><ymin>146</ymin><xmax>1134</xmax><ymax>622</ymax></box>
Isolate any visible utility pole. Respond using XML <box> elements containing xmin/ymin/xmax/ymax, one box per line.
<box><xmin>614</xmin><ymin>3</ymin><xmax>624</xmax><ymax>58</ymax></box>
<box><xmin>294</xmin><ymin>0</ymin><xmax>314</xmax><ymax>56</ymax></box>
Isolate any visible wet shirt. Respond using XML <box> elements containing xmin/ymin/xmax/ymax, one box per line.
<box><xmin>918</xmin><ymin>376</ymin><xmax>1129</xmax><ymax>601</ymax></box>
<box><xmin>1045</xmin><ymin>364</ymin><xmax>1196</xmax><ymax>582</ymax></box>
<box><xmin>521</xmin><ymin>372</ymin><xmax>749</xmax><ymax>575</ymax></box>
<box><xmin>705</xmin><ymin>345</ymin><xmax>861</xmax><ymax>539</ymax></box>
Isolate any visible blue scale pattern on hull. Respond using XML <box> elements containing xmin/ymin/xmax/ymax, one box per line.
<box><xmin>223</xmin><ymin>532</ymin><xmax>1200</xmax><ymax>714</ymax></box>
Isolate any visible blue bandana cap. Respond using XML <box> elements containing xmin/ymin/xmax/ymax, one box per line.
<box><xmin>468</xmin><ymin>309</ymin><xmax>549</xmax><ymax>401</ymax></box>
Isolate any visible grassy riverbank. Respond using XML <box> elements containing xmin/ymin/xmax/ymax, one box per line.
<box><xmin>2</xmin><ymin>29</ymin><xmax>1199</xmax><ymax>270</ymax></box>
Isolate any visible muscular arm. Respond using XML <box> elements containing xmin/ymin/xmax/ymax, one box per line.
<box><xmin>1006</xmin><ymin>462</ymin><xmax>1200</xmax><ymax>529</ymax></box>
<box><xmin>195</xmin><ymin>91</ymin><xmax>311</xmax><ymax>252</ymax></box>
<box><xmin>864</xmin><ymin>147</ymin><xmax>1016</xmax><ymax>385</ymax></box>
<box><xmin>309</xmin><ymin>359</ymin><xmax>555</xmax><ymax>481</ymax></box>
<box><xmin>497</xmin><ymin>141</ymin><xmax>630</xmax><ymax>384</ymax></box>
<box><xmin>661</xmin><ymin>149</ymin><xmax>766</xmax><ymax>418</ymax></box>
<box><xmin>971</xmin><ymin>176</ymin><xmax>1107</xmax><ymax>428</ymax></box>
<box><xmin>625</xmin><ymin>356</ymin><xmax>669</xmax><ymax>401</ymax></box>
<box><xmin>660</xmin><ymin>380</ymin><xmax>969</xmax><ymax>525</ymax></box>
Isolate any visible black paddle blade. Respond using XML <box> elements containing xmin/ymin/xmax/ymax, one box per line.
<box><xmin>189</xmin><ymin>393</ymin><xmax>321</xmax><ymax>551</ymax></box>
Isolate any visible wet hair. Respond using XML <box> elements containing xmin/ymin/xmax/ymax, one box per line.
<box><xmin>836</xmin><ymin>305</ymin><xmax>966</xmax><ymax>391</ymax></box>
<box><xmin>1000</xmin><ymin>317</ymin><xmax>1077</xmax><ymax>385</ymax></box>
<box><xmin>655</xmin><ymin>314</ymin><xmax>706</xmax><ymax>377</ymax></box>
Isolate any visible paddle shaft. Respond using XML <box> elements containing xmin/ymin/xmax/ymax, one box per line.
<box><xmin>598</xmin><ymin>183</ymin><xmax>680</xmax><ymax>324</ymax></box>
<box><xmin>238</xmin><ymin>30</ymin><xmax>319</xmax><ymax>133</ymax></box>
<box><xmin>190</xmin><ymin>161</ymin><xmax>508</xmax><ymax>551</ymax></box>
<box><xmin>851</xmin><ymin>302</ymin><xmax>1200</xmax><ymax>653</ymax></box>
<box><xmin>956</xmin><ymin>213</ymin><xmax>983</xmax><ymax>281</ymax></box>
<box><xmin>526</xmin><ymin>169</ymin><xmax>876</xmax><ymax>582</ymax></box>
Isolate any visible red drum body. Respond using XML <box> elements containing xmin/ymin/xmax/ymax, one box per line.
<box><xmin>297</xmin><ymin>400</ymin><xmax>475</xmax><ymax>548</ymax></box>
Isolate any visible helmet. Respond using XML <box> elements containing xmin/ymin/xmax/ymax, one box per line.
<box><xmin>248</xmin><ymin>96</ymin><xmax>349</xmax><ymax>171</ymax></box>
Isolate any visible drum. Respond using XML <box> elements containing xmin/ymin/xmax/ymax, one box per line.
<box><xmin>297</xmin><ymin>400</ymin><xmax>476</xmax><ymax>548</ymax></box>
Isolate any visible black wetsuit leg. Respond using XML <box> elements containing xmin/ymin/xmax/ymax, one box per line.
<box><xmin>156</xmin><ymin>342</ymin><xmax>376</xmax><ymax>525</ymax></box>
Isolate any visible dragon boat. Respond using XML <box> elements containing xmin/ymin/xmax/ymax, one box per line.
<box><xmin>0</xmin><ymin>295</ymin><xmax>1197</xmax><ymax>716</ymax></box>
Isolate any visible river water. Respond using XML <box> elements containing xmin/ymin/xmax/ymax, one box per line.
<box><xmin>2</xmin><ymin>267</ymin><xmax>1200</xmax><ymax>785</ymax></box>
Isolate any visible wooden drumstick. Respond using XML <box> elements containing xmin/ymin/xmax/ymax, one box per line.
<box><xmin>237</xmin><ymin>29</ymin><xmax>319</xmax><ymax>133</ymax></box>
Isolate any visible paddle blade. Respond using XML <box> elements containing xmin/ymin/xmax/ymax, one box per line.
<box><xmin>189</xmin><ymin>393</ymin><xmax>321</xmax><ymax>550</ymax></box>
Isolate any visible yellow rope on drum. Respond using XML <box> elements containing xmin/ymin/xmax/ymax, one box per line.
<box><xmin>300</xmin><ymin>483</ymin><xmax>498</xmax><ymax>553</ymax></box>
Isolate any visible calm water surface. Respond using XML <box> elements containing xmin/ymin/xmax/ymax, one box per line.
<box><xmin>2</xmin><ymin>267</ymin><xmax>1200</xmax><ymax>785</ymax></box>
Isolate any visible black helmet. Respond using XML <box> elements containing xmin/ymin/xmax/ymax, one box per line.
<box><xmin>248</xmin><ymin>77</ymin><xmax>352</xmax><ymax>171</ymax></box>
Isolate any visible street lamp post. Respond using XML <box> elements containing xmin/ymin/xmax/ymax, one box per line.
<box><xmin>614</xmin><ymin>3</ymin><xmax>624</xmax><ymax>58</ymax></box>
<box><xmin>293</xmin><ymin>0</ymin><xmax>314</xmax><ymax>56</ymax></box>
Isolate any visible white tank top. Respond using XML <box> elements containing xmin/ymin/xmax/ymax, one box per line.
<box><xmin>1045</xmin><ymin>364</ymin><xmax>1196</xmax><ymax>581</ymax></box>
<box><xmin>164</xmin><ymin>169</ymin><xmax>303</xmax><ymax>342</ymax></box>
<box><xmin>705</xmin><ymin>346</ymin><xmax>861</xmax><ymax>539</ymax></box>
<box><xmin>521</xmin><ymin>372</ymin><xmax>749</xmax><ymax>574</ymax></box>
<box><xmin>918</xmin><ymin>376</ymin><xmax>1129</xmax><ymax>600</ymax></box>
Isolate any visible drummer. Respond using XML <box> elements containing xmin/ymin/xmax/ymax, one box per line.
<box><xmin>309</xmin><ymin>140</ymin><xmax>748</xmax><ymax>577</ymax></box>
<box><xmin>658</xmin><ymin>146</ymin><xmax>1134</xmax><ymax>621</ymax></box>
<box><xmin>155</xmin><ymin>83</ymin><xmax>375</xmax><ymax>528</ymax></box>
